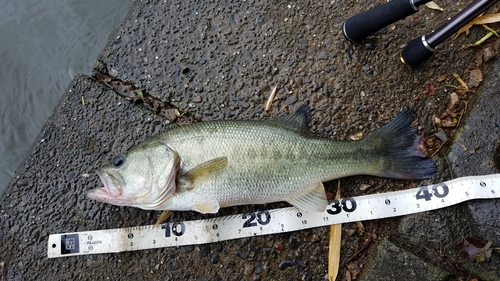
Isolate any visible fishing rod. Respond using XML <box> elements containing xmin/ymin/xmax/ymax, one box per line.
<box><xmin>343</xmin><ymin>0</ymin><xmax>433</xmax><ymax>42</ymax></box>
<box><xmin>342</xmin><ymin>0</ymin><xmax>500</xmax><ymax>66</ymax></box>
<box><xmin>401</xmin><ymin>0</ymin><xmax>498</xmax><ymax>66</ymax></box>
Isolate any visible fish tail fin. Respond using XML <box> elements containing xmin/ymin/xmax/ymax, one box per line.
<box><xmin>367</xmin><ymin>110</ymin><xmax>436</xmax><ymax>180</ymax></box>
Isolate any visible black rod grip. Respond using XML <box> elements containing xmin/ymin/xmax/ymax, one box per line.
<box><xmin>343</xmin><ymin>0</ymin><xmax>420</xmax><ymax>42</ymax></box>
<box><xmin>400</xmin><ymin>36</ymin><xmax>434</xmax><ymax>67</ymax></box>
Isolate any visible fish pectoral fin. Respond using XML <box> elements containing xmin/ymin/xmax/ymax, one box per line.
<box><xmin>183</xmin><ymin>157</ymin><xmax>228</xmax><ymax>190</ymax></box>
<box><xmin>286</xmin><ymin>182</ymin><xmax>328</xmax><ymax>212</ymax></box>
<box><xmin>193</xmin><ymin>200</ymin><xmax>220</xmax><ymax>214</ymax></box>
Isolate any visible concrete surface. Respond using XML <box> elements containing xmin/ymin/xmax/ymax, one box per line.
<box><xmin>1</xmin><ymin>0</ymin><xmax>500</xmax><ymax>280</ymax></box>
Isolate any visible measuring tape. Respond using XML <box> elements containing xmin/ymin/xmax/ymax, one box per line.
<box><xmin>48</xmin><ymin>174</ymin><xmax>500</xmax><ymax>258</ymax></box>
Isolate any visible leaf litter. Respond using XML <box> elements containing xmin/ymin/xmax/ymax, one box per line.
<box><xmin>90</xmin><ymin>71</ymin><xmax>195</xmax><ymax>125</ymax></box>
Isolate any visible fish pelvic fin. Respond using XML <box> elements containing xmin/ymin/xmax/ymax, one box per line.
<box><xmin>183</xmin><ymin>157</ymin><xmax>228</xmax><ymax>190</ymax></box>
<box><xmin>153</xmin><ymin>210</ymin><xmax>173</xmax><ymax>229</ymax></box>
<box><xmin>367</xmin><ymin>110</ymin><xmax>436</xmax><ymax>180</ymax></box>
<box><xmin>286</xmin><ymin>182</ymin><xmax>328</xmax><ymax>212</ymax></box>
<box><xmin>193</xmin><ymin>199</ymin><xmax>220</xmax><ymax>214</ymax></box>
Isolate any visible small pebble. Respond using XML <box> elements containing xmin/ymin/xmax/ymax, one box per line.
<box><xmin>293</xmin><ymin>258</ymin><xmax>305</xmax><ymax>267</ymax></box>
<box><xmin>263</xmin><ymin>247</ymin><xmax>272</xmax><ymax>255</ymax></box>
<box><xmin>224</xmin><ymin>261</ymin><xmax>235</xmax><ymax>269</ymax></box>
<box><xmin>274</xmin><ymin>242</ymin><xmax>285</xmax><ymax>251</ymax></box>
<box><xmin>362</xmin><ymin>64</ymin><xmax>373</xmax><ymax>75</ymax></box>
<box><xmin>255</xmin><ymin>262</ymin><xmax>263</xmax><ymax>275</ymax></box>
<box><xmin>16</xmin><ymin>179</ymin><xmax>28</xmax><ymax>187</ymax></box>
<box><xmin>196</xmin><ymin>276</ymin><xmax>208</xmax><ymax>281</ymax></box>
<box><xmin>192</xmin><ymin>94</ymin><xmax>202</xmax><ymax>102</ymax></box>
<box><xmin>248</xmin><ymin>243</ymin><xmax>260</xmax><ymax>253</ymax></box>
<box><xmin>244</xmin><ymin>263</ymin><xmax>255</xmax><ymax>276</ymax></box>
<box><xmin>239</xmin><ymin>101</ymin><xmax>250</xmax><ymax>108</ymax></box>
<box><xmin>43</xmin><ymin>130</ymin><xmax>51</xmax><ymax>141</ymax></box>
<box><xmin>210</xmin><ymin>254</ymin><xmax>220</xmax><ymax>264</ymax></box>
<box><xmin>318</xmin><ymin>51</ymin><xmax>329</xmax><ymax>60</ymax></box>
<box><xmin>289</xmin><ymin>237</ymin><xmax>299</xmax><ymax>250</ymax></box>
<box><xmin>180</xmin><ymin>245</ymin><xmax>194</xmax><ymax>253</ymax></box>
<box><xmin>167</xmin><ymin>259</ymin><xmax>180</xmax><ymax>270</ymax></box>
<box><xmin>278</xmin><ymin>260</ymin><xmax>295</xmax><ymax>270</ymax></box>
<box><xmin>482</xmin><ymin>46</ymin><xmax>495</xmax><ymax>62</ymax></box>
<box><xmin>66</xmin><ymin>171</ymin><xmax>78</xmax><ymax>182</ymax></box>
<box><xmin>365</xmin><ymin>43</ymin><xmax>377</xmax><ymax>50</ymax></box>
<box><xmin>214</xmin><ymin>244</ymin><xmax>223</xmax><ymax>253</ymax></box>
<box><xmin>284</xmin><ymin>94</ymin><xmax>297</xmax><ymax>105</ymax></box>
<box><xmin>198</xmin><ymin>245</ymin><xmax>211</xmax><ymax>258</ymax></box>
<box><xmin>234</xmin><ymin>250</ymin><xmax>249</xmax><ymax>259</ymax></box>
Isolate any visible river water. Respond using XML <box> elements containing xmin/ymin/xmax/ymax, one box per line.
<box><xmin>0</xmin><ymin>0</ymin><xmax>133</xmax><ymax>194</ymax></box>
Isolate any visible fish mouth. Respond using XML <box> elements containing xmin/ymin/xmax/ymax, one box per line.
<box><xmin>87</xmin><ymin>168</ymin><xmax>124</xmax><ymax>203</ymax></box>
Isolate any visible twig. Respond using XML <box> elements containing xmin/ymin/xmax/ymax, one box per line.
<box><xmin>344</xmin><ymin>237</ymin><xmax>373</xmax><ymax>264</ymax></box>
<box><xmin>328</xmin><ymin>181</ymin><xmax>342</xmax><ymax>281</ymax></box>
<box><xmin>456</xmin><ymin>101</ymin><xmax>468</xmax><ymax>129</ymax></box>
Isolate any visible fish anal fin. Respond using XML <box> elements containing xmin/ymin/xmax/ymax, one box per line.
<box><xmin>184</xmin><ymin>157</ymin><xmax>228</xmax><ymax>190</ymax></box>
<box><xmin>193</xmin><ymin>200</ymin><xmax>220</xmax><ymax>214</ymax></box>
<box><xmin>286</xmin><ymin>182</ymin><xmax>328</xmax><ymax>212</ymax></box>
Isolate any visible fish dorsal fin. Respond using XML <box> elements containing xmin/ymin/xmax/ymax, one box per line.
<box><xmin>183</xmin><ymin>157</ymin><xmax>228</xmax><ymax>190</ymax></box>
<box><xmin>267</xmin><ymin>104</ymin><xmax>311</xmax><ymax>134</ymax></box>
<box><xmin>193</xmin><ymin>199</ymin><xmax>220</xmax><ymax>214</ymax></box>
<box><xmin>286</xmin><ymin>182</ymin><xmax>328</xmax><ymax>212</ymax></box>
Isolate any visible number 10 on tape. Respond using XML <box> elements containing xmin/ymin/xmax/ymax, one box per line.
<box><xmin>48</xmin><ymin>174</ymin><xmax>500</xmax><ymax>258</ymax></box>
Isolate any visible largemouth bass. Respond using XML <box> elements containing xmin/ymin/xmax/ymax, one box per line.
<box><xmin>88</xmin><ymin>105</ymin><xmax>436</xmax><ymax>214</ymax></box>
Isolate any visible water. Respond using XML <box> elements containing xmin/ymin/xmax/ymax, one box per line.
<box><xmin>0</xmin><ymin>0</ymin><xmax>133</xmax><ymax>195</ymax></box>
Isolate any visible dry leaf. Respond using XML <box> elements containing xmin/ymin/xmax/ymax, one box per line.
<box><xmin>453</xmin><ymin>73</ymin><xmax>469</xmax><ymax>90</ymax></box>
<box><xmin>426</xmin><ymin>81</ymin><xmax>436</xmax><ymax>96</ymax></box>
<box><xmin>356</xmin><ymin>221</ymin><xmax>365</xmax><ymax>234</ymax></box>
<box><xmin>265</xmin><ymin>85</ymin><xmax>278</xmax><ymax>111</ymax></box>
<box><xmin>425</xmin><ymin>1</ymin><xmax>443</xmax><ymax>11</ymax></box>
<box><xmin>359</xmin><ymin>183</ymin><xmax>371</xmax><ymax>191</ymax></box>
<box><xmin>456</xmin><ymin>13</ymin><xmax>500</xmax><ymax>38</ymax></box>
<box><xmin>349</xmin><ymin>132</ymin><xmax>363</xmax><ymax>141</ymax></box>
<box><xmin>449</xmin><ymin>92</ymin><xmax>460</xmax><ymax>108</ymax></box>
<box><xmin>468</xmin><ymin>69</ymin><xmax>483</xmax><ymax>88</ymax></box>
<box><xmin>434</xmin><ymin>116</ymin><xmax>442</xmax><ymax>126</ymax></box>
<box><xmin>452</xmin><ymin>237</ymin><xmax>494</xmax><ymax>262</ymax></box>
<box><xmin>437</xmin><ymin>75</ymin><xmax>447</xmax><ymax>83</ymax></box>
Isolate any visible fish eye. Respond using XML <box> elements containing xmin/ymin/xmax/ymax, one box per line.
<box><xmin>113</xmin><ymin>155</ymin><xmax>126</xmax><ymax>168</ymax></box>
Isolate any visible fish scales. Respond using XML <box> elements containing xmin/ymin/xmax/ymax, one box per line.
<box><xmin>161</xmin><ymin>120</ymin><xmax>379</xmax><ymax>204</ymax></box>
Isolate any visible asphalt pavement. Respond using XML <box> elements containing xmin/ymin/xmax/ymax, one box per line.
<box><xmin>1</xmin><ymin>0</ymin><xmax>499</xmax><ymax>280</ymax></box>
